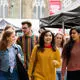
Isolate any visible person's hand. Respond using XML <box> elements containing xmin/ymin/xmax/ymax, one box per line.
<box><xmin>52</xmin><ymin>60</ymin><xmax>59</xmax><ymax>66</ymax></box>
<box><xmin>61</xmin><ymin>76</ymin><xmax>64</xmax><ymax>80</ymax></box>
<box><xmin>29</xmin><ymin>77</ymin><xmax>31</xmax><ymax>80</ymax></box>
<box><xmin>23</xmin><ymin>62</ymin><xmax>26</xmax><ymax>69</ymax></box>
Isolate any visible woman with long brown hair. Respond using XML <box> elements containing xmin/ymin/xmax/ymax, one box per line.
<box><xmin>62</xmin><ymin>27</ymin><xmax>80</xmax><ymax>80</ymax></box>
<box><xmin>0</xmin><ymin>30</ymin><xmax>23</xmax><ymax>80</ymax></box>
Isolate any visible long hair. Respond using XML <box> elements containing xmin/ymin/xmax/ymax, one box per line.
<box><xmin>0</xmin><ymin>25</ymin><xmax>15</xmax><ymax>41</ymax></box>
<box><xmin>0</xmin><ymin>31</ymin><xmax>14</xmax><ymax>51</ymax></box>
<box><xmin>38</xmin><ymin>30</ymin><xmax>56</xmax><ymax>52</ymax></box>
<box><xmin>62</xmin><ymin>27</ymin><xmax>80</xmax><ymax>65</ymax></box>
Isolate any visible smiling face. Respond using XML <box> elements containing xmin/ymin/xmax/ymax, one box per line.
<box><xmin>71</xmin><ymin>29</ymin><xmax>80</xmax><ymax>41</ymax></box>
<box><xmin>2</xmin><ymin>30</ymin><xmax>16</xmax><ymax>47</ymax></box>
<box><xmin>55</xmin><ymin>34</ymin><xmax>63</xmax><ymax>45</ymax></box>
<box><xmin>22</xmin><ymin>24</ymin><xmax>31</xmax><ymax>35</ymax></box>
<box><xmin>44</xmin><ymin>32</ymin><xmax>52</xmax><ymax>45</ymax></box>
<box><xmin>7</xmin><ymin>31</ymin><xmax>16</xmax><ymax>44</ymax></box>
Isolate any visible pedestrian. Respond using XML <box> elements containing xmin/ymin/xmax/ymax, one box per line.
<box><xmin>0</xmin><ymin>30</ymin><xmax>23</xmax><ymax>80</ymax></box>
<box><xmin>17</xmin><ymin>21</ymin><xmax>38</xmax><ymax>71</ymax></box>
<box><xmin>38</xmin><ymin>26</ymin><xmax>46</xmax><ymax>34</ymax></box>
<box><xmin>0</xmin><ymin>25</ymin><xmax>15</xmax><ymax>41</ymax></box>
<box><xmin>61</xmin><ymin>27</ymin><xmax>80</xmax><ymax>80</ymax></box>
<box><xmin>55</xmin><ymin>33</ymin><xmax>64</xmax><ymax>80</ymax></box>
<box><xmin>28</xmin><ymin>30</ymin><xmax>61</xmax><ymax>80</ymax></box>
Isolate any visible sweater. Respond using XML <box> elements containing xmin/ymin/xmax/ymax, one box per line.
<box><xmin>28</xmin><ymin>45</ymin><xmax>61</xmax><ymax>80</ymax></box>
<box><xmin>62</xmin><ymin>41</ymin><xmax>80</xmax><ymax>77</ymax></box>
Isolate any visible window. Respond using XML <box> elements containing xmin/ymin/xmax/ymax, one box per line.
<box><xmin>0</xmin><ymin>0</ymin><xmax>8</xmax><ymax>18</ymax></box>
<box><xmin>32</xmin><ymin>0</ymin><xmax>45</xmax><ymax>19</ymax></box>
<box><xmin>0</xmin><ymin>5</ymin><xmax>3</xmax><ymax>17</ymax></box>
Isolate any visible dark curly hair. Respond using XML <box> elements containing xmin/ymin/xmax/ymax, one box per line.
<box><xmin>38</xmin><ymin>30</ymin><xmax>56</xmax><ymax>52</ymax></box>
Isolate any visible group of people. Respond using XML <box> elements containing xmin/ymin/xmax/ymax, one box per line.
<box><xmin>0</xmin><ymin>21</ymin><xmax>80</xmax><ymax>80</ymax></box>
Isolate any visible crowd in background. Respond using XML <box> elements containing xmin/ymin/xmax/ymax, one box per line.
<box><xmin>0</xmin><ymin>21</ymin><xmax>80</xmax><ymax>80</ymax></box>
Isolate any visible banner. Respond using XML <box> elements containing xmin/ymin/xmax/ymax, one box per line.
<box><xmin>49</xmin><ymin>0</ymin><xmax>61</xmax><ymax>15</ymax></box>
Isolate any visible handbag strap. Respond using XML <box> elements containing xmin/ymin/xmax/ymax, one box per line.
<box><xmin>14</xmin><ymin>47</ymin><xmax>22</xmax><ymax>62</ymax></box>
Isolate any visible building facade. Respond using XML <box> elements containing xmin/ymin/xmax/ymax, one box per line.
<box><xmin>62</xmin><ymin>0</ymin><xmax>77</xmax><ymax>9</ymax></box>
<box><xmin>0</xmin><ymin>0</ymin><xmax>78</xmax><ymax>19</ymax></box>
<box><xmin>0</xmin><ymin>0</ymin><xmax>49</xmax><ymax>19</ymax></box>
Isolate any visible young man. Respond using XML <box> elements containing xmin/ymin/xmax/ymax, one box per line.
<box><xmin>17</xmin><ymin>21</ymin><xmax>38</xmax><ymax>71</ymax></box>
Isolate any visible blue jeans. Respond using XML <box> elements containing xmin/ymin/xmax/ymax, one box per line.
<box><xmin>56</xmin><ymin>71</ymin><xmax>67</xmax><ymax>80</ymax></box>
<box><xmin>0</xmin><ymin>68</ymin><xmax>19</xmax><ymax>80</ymax></box>
<box><xmin>0</xmin><ymin>71</ymin><xmax>8</xmax><ymax>80</ymax></box>
<box><xmin>56</xmin><ymin>71</ymin><xmax>61</xmax><ymax>80</ymax></box>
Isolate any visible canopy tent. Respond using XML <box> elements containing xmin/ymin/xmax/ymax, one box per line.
<box><xmin>0</xmin><ymin>19</ymin><xmax>21</xmax><ymax>32</ymax></box>
<box><xmin>40</xmin><ymin>5</ymin><xmax>80</xmax><ymax>29</ymax></box>
<box><xmin>40</xmin><ymin>12</ymin><xmax>80</xmax><ymax>29</ymax></box>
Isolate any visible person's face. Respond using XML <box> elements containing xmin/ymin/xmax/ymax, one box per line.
<box><xmin>8</xmin><ymin>32</ymin><xmax>16</xmax><ymax>44</ymax></box>
<box><xmin>55</xmin><ymin>34</ymin><xmax>63</xmax><ymax>45</ymax></box>
<box><xmin>40</xmin><ymin>28</ymin><xmax>45</xmax><ymax>34</ymax></box>
<box><xmin>22</xmin><ymin>24</ymin><xmax>31</xmax><ymax>34</ymax></box>
<box><xmin>71</xmin><ymin>29</ymin><xmax>80</xmax><ymax>41</ymax></box>
<box><xmin>44</xmin><ymin>32</ymin><xmax>52</xmax><ymax>44</ymax></box>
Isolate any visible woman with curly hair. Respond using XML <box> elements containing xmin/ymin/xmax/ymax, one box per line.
<box><xmin>28</xmin><ymin>30</ymin><xmax>61</xmax><ymax>80</ymax></box>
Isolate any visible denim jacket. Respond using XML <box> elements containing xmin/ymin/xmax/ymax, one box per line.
<box><xmin>0</xmin><ymin>44</ymin><xmax>24</xmax><ymax>72</ymax></box>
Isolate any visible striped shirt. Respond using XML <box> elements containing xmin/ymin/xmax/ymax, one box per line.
<box><xmin>17</xmin><ymin>34</ymin><xmax>38</xmax><ymax>63</ymax></box>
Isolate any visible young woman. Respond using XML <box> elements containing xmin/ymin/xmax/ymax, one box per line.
<box><xmin>0</xmin><ymin>25</ymin><xmax>15</xmax><ymax>41</ymax></box>
<box><xmin>28</xmin><ymin>30</ymin><xmax>61</xmax><ymax>80</ymax></box>
<box><xmin>62</xmin><ymin>27</ymin><xmax>80</xmax><ymax>80</ymax></box>
<box><xmin>55</xmin><ymin>33</ymin><xmax>64</xmax><ymax>80</ymax></box>
<box><xmin>55</xmin><ymin>33</ymin><xmax>64</xmax><ymax>54</ymax></box>
<box><xmin>0</xmin><ymin>30</ymin><xmax>23</xmax><ymax>80</ymax></box>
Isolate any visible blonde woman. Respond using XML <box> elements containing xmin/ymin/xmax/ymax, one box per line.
<box><xmin>55</xmin><ymin>33</ymin><xmax>64</xmax><ymax>80</ymax></box>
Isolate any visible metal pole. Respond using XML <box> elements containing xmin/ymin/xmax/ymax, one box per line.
<box><xmin>62</xmin><ymin>21</ymin><xmax>65</xmax><ymax>35</ymax></box>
